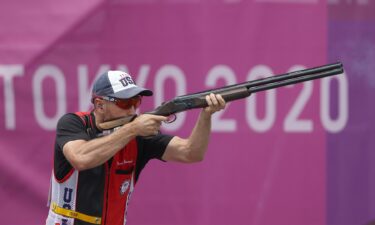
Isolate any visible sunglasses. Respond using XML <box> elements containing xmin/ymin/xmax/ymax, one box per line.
<box><xmin>101</xmin><ymin>95</ymin><xmax>142</xmax><ymax>110</ymax></box>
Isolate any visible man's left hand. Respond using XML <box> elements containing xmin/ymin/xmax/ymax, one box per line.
<box><xmin>203</xmin><ymin>93</ymin><xmax>226</xmax><ymax>115</ymax></box>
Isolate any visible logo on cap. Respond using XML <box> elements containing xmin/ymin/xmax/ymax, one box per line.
<box><xmin>119</xmin><ymin>76</ymin><xmax>135</xmax><ymax>88</ymax></box>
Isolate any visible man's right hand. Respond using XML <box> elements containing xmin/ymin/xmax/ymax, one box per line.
<box><xmin>130</xmin><ymin>114</ymin><xmax>168</xmax><ymax>136</ymax></box>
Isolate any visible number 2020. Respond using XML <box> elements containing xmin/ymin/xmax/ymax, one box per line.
<box><xmin>209</xmin><ymin>65</ymin><xmax>349</xmax><ymax>133</ymax></box>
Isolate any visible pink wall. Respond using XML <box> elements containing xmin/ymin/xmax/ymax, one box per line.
<box><xmin>0</xmin><ymin>1</ymin><xmax>333</xmax><ymax>224</ymax></box>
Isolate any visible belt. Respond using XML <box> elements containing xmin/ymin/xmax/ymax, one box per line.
<box><xmin>51</xmin><ymin>202</ymin><xmax>102</xmax><ymax>224</ymax></box>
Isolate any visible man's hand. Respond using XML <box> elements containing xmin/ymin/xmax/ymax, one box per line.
<box><xmin>131</xmin><ymin>114</ymin><xmax>168</xmax><ymax>136</ymax></box>
<box><xmin>203</xmin><ymin>93</ymin><xmax>226</xmax><ymax>115</ymax></box>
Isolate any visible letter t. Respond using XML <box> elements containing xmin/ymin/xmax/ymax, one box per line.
<box><xmin>0</xmin><ymin>65</ymin><xmax>24</xmax><ymax>130</ymax></box>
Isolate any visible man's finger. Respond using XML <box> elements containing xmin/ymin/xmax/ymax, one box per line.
<box><xmin>206</xmin><ymin>94</ymin><xmax>213</xmax><ymax>106</ymax></box>
<box><xmin>146</xmin><ymin>114</ymin><xmax>168</xmax><ymax>121</ymax></box>
<box><xmin>216</xmin><ymin>94</ymin><xmax>225</xmax><ymax>106</ymax></box>
<box><xmin>210</xmin><ymin>93</ymin><xmax>218</xmax><ymax>106</ymax></box>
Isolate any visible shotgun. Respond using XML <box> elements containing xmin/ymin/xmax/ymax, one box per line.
<box><xmin>98</xmin><ymin>62</ymin><xmax>344</xmax><ymax>130</ymax></box>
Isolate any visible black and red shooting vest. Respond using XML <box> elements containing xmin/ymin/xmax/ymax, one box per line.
<box><xmin>46</xmin><ymin>112</ymin><xmax>138</xmax><ymax>225</ymax></box>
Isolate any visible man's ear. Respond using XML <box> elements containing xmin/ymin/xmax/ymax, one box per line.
<box><xmin>94</xmin><ymin>98</ymin><xmax>104</xmax><ymax>110</ymax></box>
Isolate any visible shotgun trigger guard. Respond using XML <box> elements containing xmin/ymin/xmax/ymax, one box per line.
<box><xmin>165</xmin><ymin>114</ymin><xmax>177</xmax><ymax>123</ymax></box>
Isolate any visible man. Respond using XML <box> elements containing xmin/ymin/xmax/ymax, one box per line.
<box><xmin>46</xmin><ymin>70</ymin><xmax>226</xmax><ymax>225</ymax></box>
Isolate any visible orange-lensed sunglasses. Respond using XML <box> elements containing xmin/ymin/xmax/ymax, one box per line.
<box><xmin>101</xmin><ymin>95</ymin><xmax>142</xmax><ymax>110</ymax></box>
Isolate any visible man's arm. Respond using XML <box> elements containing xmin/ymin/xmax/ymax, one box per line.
<box><xmin>162</xmin><ymin>93</ymin><xmax>226</xmax><ymax>163</ymax></box>
<box><xmin>63</xmin><ymin>114</ymin><xmax>167</xmax><ymax>171</ymax></box>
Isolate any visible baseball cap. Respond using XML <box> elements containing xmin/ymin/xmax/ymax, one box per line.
<box><xmin>92</xmin><ymin>71</ymin><xmax>152</xmax><ymax>102</ymax></box>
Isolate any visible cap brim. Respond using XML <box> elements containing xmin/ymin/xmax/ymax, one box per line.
<box><xmin>108</xmin><ymin>86</ymin><xmax>153</xmax><ymax>99</ymax></box>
